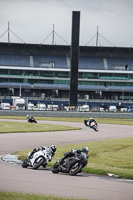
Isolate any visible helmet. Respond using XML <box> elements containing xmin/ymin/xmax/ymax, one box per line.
<box><xmin>82</xmin><ymin>146</ymin><xmax>89</xmax><ymax>154</ymax></box>
<box><xmin>51</xmin><ymin>145</ymin><xmax>56</xmax><ymax>152</ymax></box>
<box><xmin>90</xmin><ymin>117</ymin><xmax>93</xmax><ymax>120</ymax></box>
<box><xmin>26</xmin><ymin>115</ymin><xmax>29</xmax><ymax>118</ymax></box>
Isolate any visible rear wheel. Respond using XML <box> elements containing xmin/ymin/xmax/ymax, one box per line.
<box><xmin>69</xmin><ymin>162</ymin><xmax>83</xmax><ymax>176</ymax></box>
<box><xmin>33</xmin><ymin>156</ymin><xmax>44</xmax><ymax>169</ymax></box>
<box><xmin>42</xmin><ymin>163</ymin><xmax>47</xmax><ymax>168</ymax></box>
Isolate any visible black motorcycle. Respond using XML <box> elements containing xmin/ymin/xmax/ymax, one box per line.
<box><xmin>28</xmin><ymin>118</ymin><xmax>37</xmax><ymax>123</ymax></box>
<box><xmin>52</xmin><ymin>152</ymin><xmax>88</xmax><ymax>176</ymax></box>
<box><xmin>27</xmin><ymin>115</ymin><xmax>37</xmax><ymax>123</ymax></box>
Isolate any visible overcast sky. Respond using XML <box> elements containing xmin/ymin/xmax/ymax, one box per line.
<box><xmin>0</xmin><ymin>0</ymin><xmax>133</xmax><ymax>47</ymax></box>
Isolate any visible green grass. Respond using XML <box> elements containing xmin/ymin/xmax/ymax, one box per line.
<box><xmin>0</xmin><ymin>121</ymin><xmax>80</xmax><ymax>133</ymax></box>
<box><xmin>0</xmin><ymin>116</ymin><xmax>133</xmax><ymax>125</ymax></box>
<box><xmin>0</xmin><ymin>192</ymin><xmax>87</xmax><ymax>200</ymax></box>
<box><xmin>15</xmin><ymin>137</ymin><xmax>133</xmax><ymax>179</ymax></box>
<box><xmin>1</xmin><ymin>117</ymin><xmax>133</xmax><ymax>199</ymax></box>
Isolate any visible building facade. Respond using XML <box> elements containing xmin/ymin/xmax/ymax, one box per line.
<box><xmin>0</xmin><ymin>42</ymin><xmax>133</xmax><ymax>106</ymax></box>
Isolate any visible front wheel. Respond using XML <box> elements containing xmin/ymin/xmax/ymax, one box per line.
<box><xmin>33</xmin><ymin>156</ymin><xmax>44</xmax><ymax>169</ymax></box>
<box><xmin>94</xmin><ymin>126</ymin><xmax>98</xmax><ymax>132</ymax></box>
<box><xmin>22</xmin><ymin>159</ymin><xmax>29</xmax><ymax>168</ymax></box>
<box><xmin>52</xmin><ymin>162</ymin><xmax>60</xmax><ymax>174</ymax></box>
<box><xmin>69</xmin><ymin>162</ymin><xmax>83</xmax><ymax>176</ymax></box>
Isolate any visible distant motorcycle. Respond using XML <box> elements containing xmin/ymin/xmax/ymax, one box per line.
<box><xmin>22</xmin><ymin>147</ymin><xmax>51</xmax><ymax>169</ymax></box>
<box><xmin>27</xmin><ymin>115</ymin><xmax>37</xmax><ymax>123</ymax></box>
<box><xmin>52</xmin><ymin>152</ymin><xmax>88</xmax><ymax>176</ymax></box>
<box><xmin>84</xmin><ymin>119</ymin><xmax>98</xmax><ymax>132</ymax></box>
<box><xmin>28</xmin><ymin>118</ymin><xmax>37</xmax><ymax>123</ymax></box>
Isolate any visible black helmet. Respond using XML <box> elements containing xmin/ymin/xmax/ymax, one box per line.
<box><xmin>82</xmin><ymin>146</ymin><xmax>89</xmax><ymax>154</ymax></box>
<box><xmin>51</xmin><ymin>145</ymin><xmax>56</xmax><ymax>152</ymax></box>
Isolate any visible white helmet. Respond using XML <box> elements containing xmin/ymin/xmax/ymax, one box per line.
<box><xmin>51</xmin><ymin>145</ymin><xmax>56</xmax><ymax>152</ymax></box>
<box><xmin>90</xmin><ymin>117</ymin><xmax>93</xmax><ymax>120</ymax></box>
<box><xmin>26</xmin><ymin>115</ymin><xmax>29</xmax><ymax>118</ymax></box>
<box><xmin>82</xmin><ymin>146</ymin><xmax>89</xmax><ymax>154</ymax></box>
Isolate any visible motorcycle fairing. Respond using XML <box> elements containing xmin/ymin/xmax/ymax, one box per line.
<box><xmin>30</xmin><ymin>150</ymin><xmax>46</xmax><ymax>166</ymax></box>
<box><xmin>63</xmin><ymin>156</ymin><xmax>81</xmax><ymax>172</ymax></box>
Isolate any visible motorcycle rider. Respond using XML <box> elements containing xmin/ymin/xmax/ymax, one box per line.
<box><xmin>26</xmin><ymin>115</ymin><xmax>37</xmax><ymax>123</ymax></box>
<box><xmin>84</xmin><ymin>117</ymin><xmax>97</xmax><ymax>127</ymax></box>
<box><xmin>28</xmin><ymin>145</ymin><xmax>56</xmax><ymax>162</ymax></box>
<box><xmin>59</xmin><ymin>146</ymin><xmax>89</xmax><ymax>165</ymax></box>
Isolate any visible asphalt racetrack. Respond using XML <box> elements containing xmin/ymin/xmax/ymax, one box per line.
<box><xmin>0</xmin><ymin>119</ymin><xmax>133</xmax><ymax>200</ymax></box>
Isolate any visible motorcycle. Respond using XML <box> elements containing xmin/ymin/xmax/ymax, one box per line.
<box><xmin>90</xmin><ymin>121</ymin><xmax>98</xmax><ymax>132</ymax></box>
<box><xmin>28</xmin><ymin>118</ymin><xmax>37</xmax><ymax>123</ymax></box>
<box><xmin>84</xmin><ymin>119</ymin><xmax>98</xmax><ymax>132</ymax></box>
<box><xmin>52</xmin><ymin>152</ymin><xmax>88</xmax><ymax>176</ymax></box>
<box><xmin>22</xmin><ymin>147</ymin><xmax>51</xmax><ymax>169</ymax></box>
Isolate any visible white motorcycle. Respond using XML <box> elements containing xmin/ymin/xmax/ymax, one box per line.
<box><xmin>90</xmin><ymin>121</ymin><xmax>98</xmax><ymax>132</ymax></box>
<box><xmin>22</xmin><ymin>147</ymin><xmax>53</xmax><ymax>169</ymax></box>
<box><xmin>84</xmin><ymin>119</ymin><xmax>98</xmax><ymax>132</ymax></box>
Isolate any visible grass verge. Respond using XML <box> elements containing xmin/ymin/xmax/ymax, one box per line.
<box><xmin>0</xmin><ymin>116</ymin><xmax>133</xmax><ymax>125</ymax></box>
<box><xmin>15</xmin><ymin>137</ymin><xmax>133</xmax><ymax>179</ymax></box>
<box><xmin>0</xmin><ymin>192</ymin><xmax>87</xmax><ymax>200</ymax></box>
<box><xmin>0</xmin><ymin>121</ymin><xmax>80</xmax><ymax>133</ymax></box>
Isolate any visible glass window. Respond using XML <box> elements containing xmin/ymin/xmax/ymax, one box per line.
<box><xmin>99</xmin><ymin>73</ymin><xmax>113</xmax><ymax>79</ymax></box>
<box><xmin>79</xmin><ymin>72</ymin><xmax>98</xmax><ymax>79</ymax></box>
<box><xmin>9</xmin><ymin>79</ymin><xmax>23</xmax><ymax>83</ymax></box>
<box><xmin>40</xmin><ymin>71</ymin><xmax>54</xmax><ymax>77</ymax></box>
<box><xmin>113</xmin><ymin>74</ymin><xmax>128</xmax><ymax>79</ymax></box>
<box><xmin>54</xmin><ymin>80</ymin><xmax>69</xmax><ymax>84</ymax></box>
<box><xmin>0</xmin><ymin>69</ymin><xmax>8</xmax><ymax>75</ymax></box>
<box><xmin>0</xmin><ymin>78</ymin><xmax>7</xmax><ymax>82</ymax></box>
<box><xmin>79</xmin><ymin>81</ymin><xmax>98</xmax><ymax>85</ymax></box>
<box><xmin>9</xmin><ymin>69</ymin><xmax>24</xmax><ymax>76</ymax></box>
<box><xmin>129</xmin><ymin>74</ymin><xmax>133</xmax><ymax>80</ymax></box>
<box><xmin>25</xmin><ymin>70</ymin><xmax>38</xmax><ymax>76</ymax></box>
<box><xmin>78</xmin><ymin>72</ymin><xmax>83</xmax><ymax>78</ymax></box>
<box><xmin>55</xmin><ymin>72</ymin><xmax>69</xmax><ymax>78</ymax></box>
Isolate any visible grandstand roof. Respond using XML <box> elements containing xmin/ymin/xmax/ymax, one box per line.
<box><xmin>0</xmin><ymin>42</ymin><xmax>133</xmax><ymax>58</ymax></box>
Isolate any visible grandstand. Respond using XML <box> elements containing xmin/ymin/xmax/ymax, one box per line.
<box><xmin>0</xmin><ymin>42</ymin><xmax>133</xmax><ymax>108</ymax></box>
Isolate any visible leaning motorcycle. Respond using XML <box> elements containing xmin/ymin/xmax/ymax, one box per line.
<box><xmin>28</xmin><ymin>118</ymin><xmax>37</xmax><ymax>123</ymax></box>
<box><xmin>52</xmin><ymin>152</ymin><xmax>88</xmax><ymax>176</ymax></box>
<box><xmin>90</xmin><ymin>121</ymin><xmax>98</xmax><ymax>132</ymax></box>
<box><xmin>84</xmin><ymin>119</ymin><xmax>98</xmax><ymax>132</ymax></box>
<box><xmin>22</xmin><ymin>147</ymin><xmax>50</xmax><ymax>169</ymax></box>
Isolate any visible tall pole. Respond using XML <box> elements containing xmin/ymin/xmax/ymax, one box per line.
<box><xmin>52</xmin><ymin>24</ymin><xmax>54</xmax><ymax>45</ymax></box>
<box><xmin>96</xmin><ymin>25</ymin><xmax>99</xmax><ymax>46</ymax></box>
<box><xmin>20</xmin><ymin>84</ymin><xmax>21</xmax><ymax>97</ymax></box>
<box><xmin>69</xmin><ymin>11</ymin><xmax>80</xmax><ymax>106</ymax></box>
<box><xmin>8</xmin><ymin>21</ymin><xmax>10</xmax><ymax>43</ymax></box>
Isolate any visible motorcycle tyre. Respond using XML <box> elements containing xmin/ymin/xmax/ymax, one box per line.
<box><xmin>33</xmin><ymin>156</ymin><xmax>44</xmax><ymax>169</ymax></box>
<box><xmin>42</xmin><ymin>163</ymin><xmax>47</xmax><ymax>168</ymax></box>
<box><xmin>52</xmin><ymin>163</ymin><xmax>60</xmax><ymax>174</ymax></box>
<box><xmin>22</xmin><ymin>159</ymin><xmax>29</xmax><ymax>168</ymax></box>
<box><xmin>94</xmin><ymin>127</ymin><xmax>98</xmax><ymax>132</ymax></box>
<box><xmin>69</xmin><ymin>162</ymin><xmax>83</xmax><ymax>176</ymax></box>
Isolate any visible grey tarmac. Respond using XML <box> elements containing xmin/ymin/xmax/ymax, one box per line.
<box><xmin>0</xmin><ymin>119</ymin><xmax>133</xmax><ymax>200</ymax></box>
